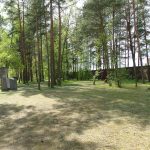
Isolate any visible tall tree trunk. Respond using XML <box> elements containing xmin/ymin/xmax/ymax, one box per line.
<box><xmin>33</xmin><ymin>44</ymin><xmax>38</xmax><ymax>83</ymax></box>
<box><xmin>112</xmin><ymin>6</ymin><xmax>115</xmax><ymax>69</ymax></box>
<box><xmin>127</xmin><ymin>37</ymin><xmax>130</xmax><ymax>68</ymax></box>
<box><xmin>17</xmin><ymin>0</ymin><xmax>26</xmax><ymax>83</ymax></box>
<box><xmin>99</xmin><ymin>13</ymin><xmax>109</xmax><ymax>74</ymax></box>
<box><xmin>142</xmin><ymin>2</ymin><xmax>150</xmax><ymax>82</ymax></box>
<box><xmin>36</xmin><ymin>14</ymin><xmax>41</xmax><ymax>90</ymax></box>
<box><xmin>57</xmin><ymin>0</ymin><xmax>62</xmax><ymax>85</ymax></box>
<box><xmin>43</xmin><ymin>0</ymin><xmax>50</xmax><ymax>87</ymax></box>
<box><xmin>50</xmin><ymin>0</ymin><xmax>55</xmax><ymax>88</ymax></box>
<box><xmin>133</xmin><ymin>0</ymin><xmax>145</xmax><ymax>83</ymax></box>
<box><xmin>22</xmin><ymin>0</ymin><xmax>28</xmax><ymax>83</ymax></box>
<box><xmin>62</xmin><ymin>29</ymin><xmax>69</xmax><ymax>80</ymax></box>
<box><xmin>40</xmin><ymin>28</ymin><xmax>44</xmax><ymax>82</ymax></box>
<box><xmin>126</xmin><ymin>0</ymin><xmax>138</xmax><ymax>87</ymax></box>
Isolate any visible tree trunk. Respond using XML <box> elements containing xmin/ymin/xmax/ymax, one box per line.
<box><xmin>35</xmin><ymin>14</ymin><xmax>41</xmax><ymax>90</ymax></box>
<box><xmin>126</xmin><ymin>0</ymin><xmax>138</xmax><ymax>87</ymax></box>
<box><xmin>50</xmin><ymin>0</ymin><xmax>55</xmax><ymax>88</ymax></box>
<box><xmin>142</xmin><ymin>2</ymin><xmax>150</xmax><ymax>82</ymax></box>
<box><xmin>43</xmin><ymin>0</ymin><xmax>50</xmax><ymax>87</ymax></box>
<box><xmin>57</xmin><ymin>0</ymin><xmax>62</xmax><ymax>85</ymax></box>
<box><xmin>133</xmin><ymin>0</ymin><xmax>145</xmax><ymax>83</ymax></box>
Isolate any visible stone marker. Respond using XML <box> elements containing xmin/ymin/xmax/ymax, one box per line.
<box><xmin>9</xmin><ymin>78</ymin><xmax>17</xmax><ymax>90</ymax></box>
<box><xmin>0</xmin><ymin>68</ymin><xmax>18</xmax><ymax>91</ymax></box>
<box><xmin>1</xmin><ymin>77</ymin><xmax>10</xmax><ymax>91</ymax></box>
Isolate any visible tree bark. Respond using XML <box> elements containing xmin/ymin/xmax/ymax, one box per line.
<box><xmin>50</xmin><ymin>0</ymin><xmax>55</xmax><ymax>88</ymax></box>
<box><xmin>57</xmin><ymin>0</ymin><xmax>62</xmax><ymax>85</ymax></box>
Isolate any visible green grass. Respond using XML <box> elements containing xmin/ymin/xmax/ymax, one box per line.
<box><xmin>0</xmin><ymin>81</ymin><xmax>150</xmax><ymax>150</ymax></box>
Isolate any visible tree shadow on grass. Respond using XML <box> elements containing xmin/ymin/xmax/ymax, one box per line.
<box><xmin>17</xmin><ymin>82</ymin><xmax>150</xmax><ymax>127</ymax></box>
<box><xmin>0</xmin><ymin>104</ymin><xmax>117</xmax><ymax>150</ymax></box>
<box><xmin>1</xmin><ymin>79</ymin><xmax>150</xmax><ymax>128</ymax></box>
<box><xmin>63</xmin><ymin>88</ymin><xmax>150</xmax><ymax>127</ymax></box>
<box><xmin>2</xmin><ymin>81</ymin><xmax>150</xmax><ymax>128</ymax></box>
<box><xmin>0</xmin><ymin>80</ymin><xmax>150</xmax><ymax>149</ymax></box>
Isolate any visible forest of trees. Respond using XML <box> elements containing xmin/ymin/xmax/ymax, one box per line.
<box><xmin>0</xmin><ymin>0</ymin><xmax>150</xmax><ymax>89</ymax></box>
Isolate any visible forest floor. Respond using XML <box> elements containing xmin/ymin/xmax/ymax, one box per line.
<box><xmin>0</xmin><ymin>81</ymin><xmax>150</xmax><ymax>150</ymax></box>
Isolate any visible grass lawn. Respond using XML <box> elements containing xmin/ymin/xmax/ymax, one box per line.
<box><xmin>0</xmin><ymin>81</ymin><xmax>150</xmax><ymax>150</ymax></box>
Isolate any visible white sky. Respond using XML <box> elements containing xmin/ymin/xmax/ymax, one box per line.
<box><xmin>76</xmin><ymin>0</ymin><xmax>85</xmax><ymax>8</ymax></box>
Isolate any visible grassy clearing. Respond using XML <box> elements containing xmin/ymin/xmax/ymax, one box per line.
<box><xmin>0</xmin><ymin>81</ymin><xmax>150</xmax><ymax>150</ymax></box>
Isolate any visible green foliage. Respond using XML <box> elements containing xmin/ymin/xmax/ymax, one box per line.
<box><xmin>106</xmin><ymin>72</ymin><xmax>113</xmax><ymax>86</ymax></box>
<box><xmin>107</xmin><ymin>69</ymin><xmax>130</xmax><ymax>87</ymax></box>
<box><xmin>0</xmin><ymin>29</ymin><xmax>21</xmax><ymax>69</ymax></box>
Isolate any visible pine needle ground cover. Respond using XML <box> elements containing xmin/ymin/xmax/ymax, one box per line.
<box><xmin>0</xmin><ymin>81</ymin><xmax>150</xmax><ymax>150</ymax></box>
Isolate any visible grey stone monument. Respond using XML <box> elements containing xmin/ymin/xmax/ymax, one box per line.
<box><xmin>9</xmin><ymin>78</ymin><xmax>17</xmax><ymax>90</ymax></box>
<box><xmin>1</xmin><ymin>77</ymin><xmax>10</xmax><ymax>91</ymax></box>
<box><xmin>0</xmin><ymin>67</ymin><xmax>18</xmax><ymax>91</ymax></box>
<box><xmin>0</xmin><ymin>67</ymin><xmax>9</xmax><ymax>91</ymax></box>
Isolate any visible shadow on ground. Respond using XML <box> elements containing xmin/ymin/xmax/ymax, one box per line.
<box><xmin>17</xmin><ymin>82</ymin><xmax>150</xmax><ymax>126</ymax></box>
<box><xmin>0</xmin><ymin>104</ymin><xmax>116</xmax><ymax>150</ymax></box>
<box><xmin>0</xmin><ymin>81</ymin><xmax>150</xmax><ymax>149</ymax></box>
